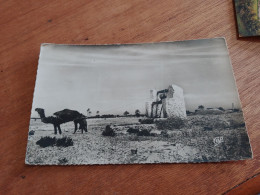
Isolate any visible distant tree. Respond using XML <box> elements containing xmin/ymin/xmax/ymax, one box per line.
<box><xmin>87</xmin><ymin>108</ymin><xmax>91</xmax><ymax>117</ymax></box>
<box><xmin>135</xmin><ymin>109</ymin><xmax>141</xmax><ymax>117</ymax></box>
<box><xmin>101</xmin><ymin>114</ymin><xmax>115</xmax><ymax>118</ymax></box>
<box><xmin>218</xmin><ymin>107</ymin><xmax>225</xmax><ymax>111</ymax></box>
<box><xmin>198</xmin><ymin>105</ymin><xmax>204</xmax><ymax>110</ymax></box>
<box><xmin>233</xmin><ymin>109</ymin><xmax>239</xmax><ymax>112</ymax></box>
<box><xmin>124</xmin><ymin>111</ymin><xmax>129</xmax><ymax>116</ymax></box>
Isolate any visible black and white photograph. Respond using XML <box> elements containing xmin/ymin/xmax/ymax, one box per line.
<box><xmin>25</xmin><ymin>38</ymin><xmax>252</xmax><ymax>165</ymax></box>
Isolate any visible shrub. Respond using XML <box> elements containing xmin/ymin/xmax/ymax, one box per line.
<box><xmin>131</xmin><ymin>149</ymin><xmax>137</xmax><ymax>154</ymax></box>
<box><xmin>213</xmin><ymin>120</ymin><xmax>230</xmax><ymax>129</ymax></box>
<box><xmin>56</xmin><ymin>137</ymin><xmax>74</xmax><ymax>147</ymax></box>
<box><xmin>36</xmin><ymin>136</ymin><xmax>74</xmax><ymax>148</ymax></box>
<box><xmin>139</xmin><ymin>118</ymin><xmax>154</xmax><ymax>124</ymax></box>
<box><xmin>203</xmin><ymin>127</ymin><xmax>213</xmax><ymax>131</ymax></box>
<box><xmin>36</xmin><ymin>136</ymin><xmax>56</xmax><ymax>148</ymax></box>
<box><xmin>102</xmin><ymin>125</ymin><xmax>116</xmax><ymax>137</ymax></box>
<box><xmin>229</xmin><ymin>119</ymin><xmax>246</xmax><ymax>129</ymax></box>
<box><xmin>127</xmin><ymin>128</ymin><xmax>139</xmax><ymax>134</ymax></box>
<box><xmin>160</xmin><ymin>130</ymin><xmax>169</xmax><ymax>138</ymax></box>
<box><xmin>29</xmin><ymin>130</ymin><xmax>35</xmax><ymax>135</ymax></box>
<box><xmin>137</xmin><ymin>130</ymin><xmax>150</xmax><ymax>136</ymax></box>
<box><xmin>155</xmin><ymin>117</ymin><xmax>185</xmax><ymax>130</ymax></box>
<box><xmin>58</xmin><ymin>158</ymin><xmax>68</xmax><ymax>164</ymax></box>
<box><xmin>188</xmin><ymin>115</ymin><xmax>230</xmax><ymax>129</ymax></box>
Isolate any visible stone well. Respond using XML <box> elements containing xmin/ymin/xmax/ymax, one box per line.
<box><xmin>145</xmin><ymin>84</ymin><xmax>187</xmax><ymax>119</ymax></box>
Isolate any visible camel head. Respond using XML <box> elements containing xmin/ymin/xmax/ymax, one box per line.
<box><xmin>35</xmin><ymin>108</ymin><xmax>45</xmax><ymax>118</ymax></box>
<box><xmin>78</xmin><ymin>118</ymin><xmax>88</xmax><ymax>132</ymax></box>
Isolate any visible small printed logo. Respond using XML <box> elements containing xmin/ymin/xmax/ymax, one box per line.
<box><xmin>213</xmin><ymin>136</ymin><xmax>224</xmax><ymax>146</ymax></box>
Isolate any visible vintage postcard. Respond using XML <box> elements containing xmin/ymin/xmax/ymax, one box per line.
<box><xmin>26</xmin><ymin>38</ymin><xmax>252</xmax><ymax>165</ymax></box>
<box><xmin>234</xmin><ymin>0</ymin><xmax>260</xmax><ymax>37</ymax></box>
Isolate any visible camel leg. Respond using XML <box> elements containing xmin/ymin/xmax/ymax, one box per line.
<box><xmin>85</xmin><ymin>124</ymin><xmax>88</xmax><ymax>132</ymax></box>
<box><xmin>80</xmin><ymin>121</ymin><xmax>84</xmax><ymax>133</ymax></box>
<box><xmin>54</xmin><ymin>125</ymin><xmax>57</xmax><ymax>135</ymax></box>
<box><xmin>80</xmin><ymin>120</ymin><xmax>87</xmax><ymax>133</ymax></box>
<box><xmin>57</xmin><ymin>125</ymin><xmax>62</xmax><ymax>134</ymax></box>
<box><xmin>73</xmin><ymin>121</ymin><xmax>78</xmax><ymax>134</ymax></box>
<box><xmin>79</xmin><ymin>119</ymin><xmax>87</xmax><ymax>133</ymax></box>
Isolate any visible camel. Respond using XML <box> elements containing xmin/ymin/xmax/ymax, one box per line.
<box><xmin>35</xmin><ymin>108</ymin><xmax>87</xmax><ymax>134</ymax></box>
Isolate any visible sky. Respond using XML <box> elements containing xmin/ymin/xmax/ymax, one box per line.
<box><xmin>31</xmin><ymin>38</ymin><xmax>242</xmax><ymax>117</ymax></box>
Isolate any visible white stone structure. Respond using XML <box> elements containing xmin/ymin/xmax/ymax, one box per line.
<box><xmin>163</xmin><ymin>85</ymin><xmax>186</xmax><ymax>118</ymax></box>
<box><xmin>145</xmin><ymin>89</ymin><xmax>157</xmax><ymax>117</ymax></box>
<box><xmin>145</xmin><ymin>84</ymin><xmax>187</xmax><ymax>119</ymax></box>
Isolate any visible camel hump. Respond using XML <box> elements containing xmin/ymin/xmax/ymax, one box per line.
<box><xmin>53</xmin><ymin>109</ymin><xmax>84</xmax><ymax>121</ymax></box>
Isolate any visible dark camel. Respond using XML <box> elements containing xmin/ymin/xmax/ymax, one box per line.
<box><xmin>35</xmin><ymin>108</ymin><xmax>87</xmax><ymax>134</ymax></box>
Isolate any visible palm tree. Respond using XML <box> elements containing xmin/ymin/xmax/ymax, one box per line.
<box><xmin>87</xmin><ymin>108</ymin><xmax>91</xmax><ymax>117</ymax></box>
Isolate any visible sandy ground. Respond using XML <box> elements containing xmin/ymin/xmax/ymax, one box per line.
<box><xmin>25</xmin><ymin>113</ymin><xmax>252</xmax><ymax>165</ymax></box>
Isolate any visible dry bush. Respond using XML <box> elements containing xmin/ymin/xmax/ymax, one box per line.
<box><xmin>228</xmin><ymin>118</ymin><xmax>245</xmax><ymax>129</ymax></box>
<box><xmin>56</xmin><ymin>137</ymin><xmax>74</xmax><ymax>147</ymax></box>
<box><xmin>36</xmin><ymin>136</ymin><xmax>74</xmax><ymax>148</ymax></box>
<box><xmin>187</xmin><ymin>114</ymin><xmax>231</xmax><ymax>130</ymax></box>
<box><xmin>139</xmin><ymin>118</ymin><xmax>154</xmax><ymax>124</ymax></box>
<box><xmin>36</xmin><ymin>136</ymin><xmax>56</xmax><ymax>148</ymax></box>
<box><xmin>58</xmin><ymin>158</ymin><xmax>68</xmax><ymax>164</ymax></box>
<box><xmin>212</xmin><ymin>120</ymin><xmax>230</xmax><ymax>129</ymax></box>
<box><xmin>155</xmin><ymin>117</ymin><xmax>185</xmax><ymax>130</ymax></box>
<box><xmin>102</xmin><ymin>125</ymin><xmax>116</xmax><ymax>137</ymax></box>
<box><xmin>160</xmin><ymin>130</ymin><xmax>169</xmax><ymax>138</ymax></box>
<box><xmin>127</xmin><ymin>128</ymin><xmax>139</xmax><ymax>134</ymax></box>
<box><xmin>28</xmin><ymin>130</ymin><xmax>35</xmax><ymax>135</ymax></box>
<box><xmin>137</xmin><ymin>129</ymin><xmax>150</xmax><ymax>136</ymax></box>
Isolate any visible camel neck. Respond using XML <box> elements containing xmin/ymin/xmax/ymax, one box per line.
<box><xmin>38</xmin><ymin>110</ymin><xmax>46</xmax><ymax>121</ymax></box>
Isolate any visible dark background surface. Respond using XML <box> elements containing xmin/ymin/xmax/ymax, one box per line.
<box><xmin>0</xmin><ymin>0</ymin><xmax>260</xmax><ymax>194</ymax></box>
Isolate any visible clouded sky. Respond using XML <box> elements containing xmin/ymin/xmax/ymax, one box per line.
<box><xmin>31</xmin><ymin>38</ymin><xmax>241</xmax><ymax>117</ymax></box>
